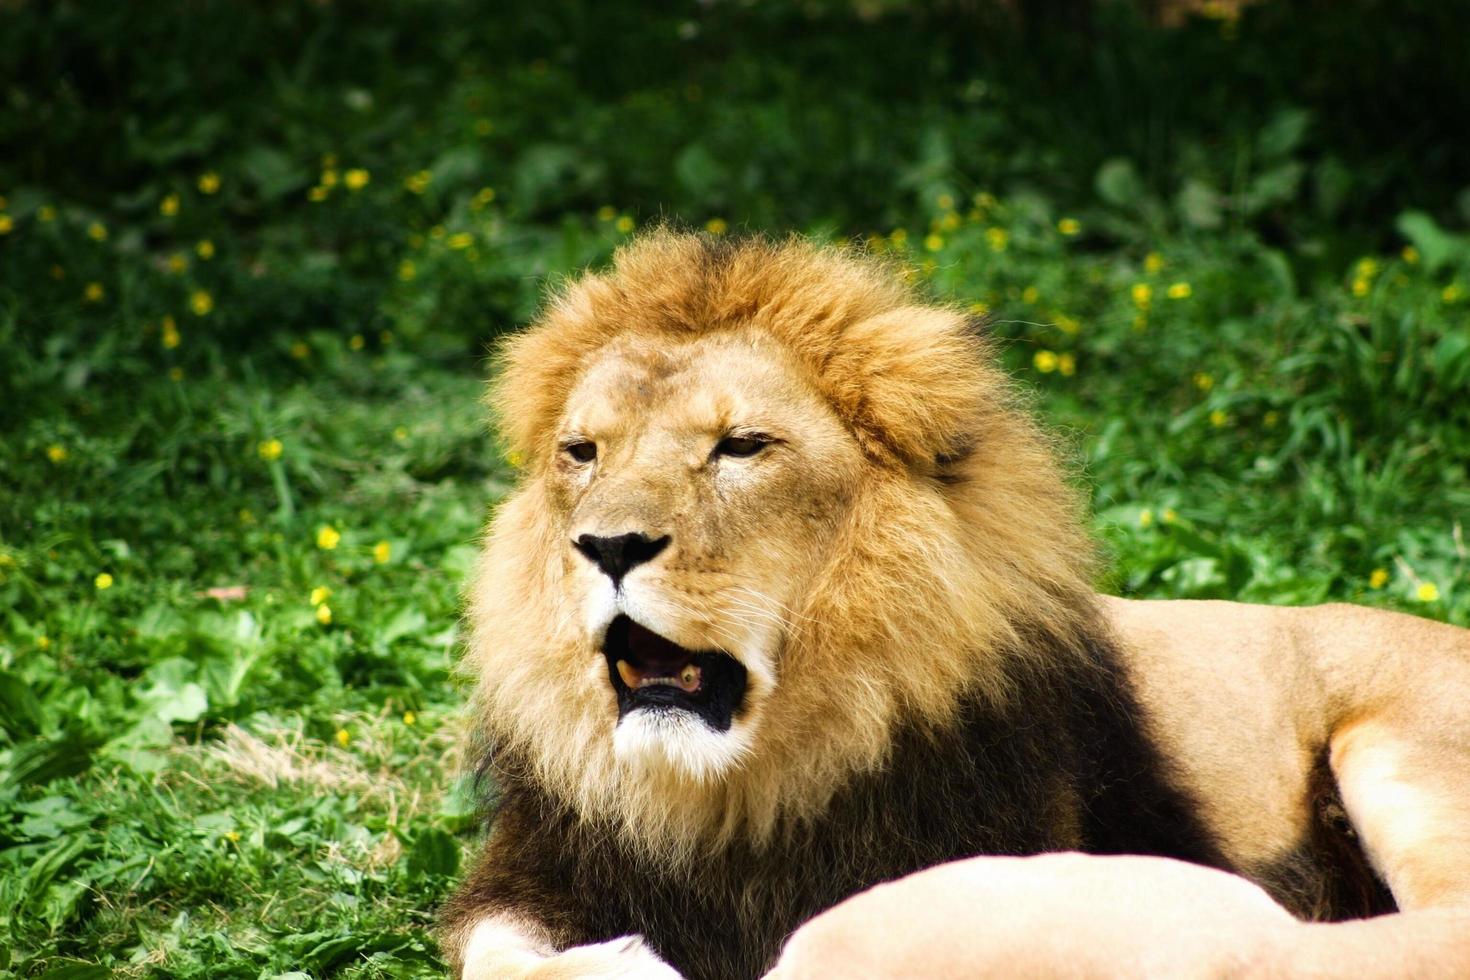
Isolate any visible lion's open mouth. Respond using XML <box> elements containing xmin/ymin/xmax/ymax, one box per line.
<box><xmin>602</xmin><ymin>614</ymin><xmax>748</xmax><ymax>731</ymax></box>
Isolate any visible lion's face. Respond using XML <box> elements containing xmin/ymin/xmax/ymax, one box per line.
<box><xmin>550</xmin><ymin>332</ymin><xmax>864</xmax><ymax>778</ymax></box>
<box><xmin>469</xmin><ymin>232</ymin><xmax>1098</xmax><ymax>848</ymax></box>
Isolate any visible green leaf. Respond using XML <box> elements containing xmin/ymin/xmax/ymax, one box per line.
<box><xmin>0</xmin><ymin>670</ymin><xmax>46</xmax><ymax>739</ymax></box>
<box><xmin>406</xmin><ymin>827</ymin><xmax>460</xmax><ymax>879</ymax></box>
<box><xmin>1176</xmin><ymin>180</ymin><xmax>1223</xmax><ymax>230</ymax></box>
<box><xmin>1396</xmin><ymin>210</ymin><xmax>1465</xmax><ymax>273</ymax></box>
<box><xmin>1095</xmin><ymin>158</ymin><xmax>1145</xmax><ymax>208</ymax></box>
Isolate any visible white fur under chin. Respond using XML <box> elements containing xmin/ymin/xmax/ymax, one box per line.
<box><xmin>613</xmin><ymin>706</ymin><xmax>753</xmax><ymax>782</ymax></box>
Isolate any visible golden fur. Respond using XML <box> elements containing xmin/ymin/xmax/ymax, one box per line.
<box><xmin>466</xmin><ymin>231</ymin><xmax>1101</xmax><ymax>856</ymax></box>
<box><xmin>452</xmin><ymin>230</ymin><xmax>1470</xmax><ymax>977</ymax></box>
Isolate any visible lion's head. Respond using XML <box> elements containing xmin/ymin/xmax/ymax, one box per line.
<box><xmin>467</xmin><ymin>232</ymin><xmax>1098</xmax><ymax>859</ymax></box>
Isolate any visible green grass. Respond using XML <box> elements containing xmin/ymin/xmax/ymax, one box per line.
<box><xmin>3</xmin><ymin>1</ymin><xmax>1470</xmax><ymax>976</ymax></box>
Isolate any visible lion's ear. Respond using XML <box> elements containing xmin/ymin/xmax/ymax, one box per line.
<box><xmin>817</xmin><ymin>306</ymin><xmax>996</xmax><ymax>466</ymax></box>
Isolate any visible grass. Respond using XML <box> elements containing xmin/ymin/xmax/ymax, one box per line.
<box><xmin>3</xmin><ymin>1</ymin><xmax>1469</xmax><ymax>976</ymax></box>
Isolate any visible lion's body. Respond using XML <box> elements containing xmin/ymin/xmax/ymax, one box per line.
<box><xmin>443</xmin><ymin>232</ymin><xmax>1470</xmax><ymax>979</ymax></box>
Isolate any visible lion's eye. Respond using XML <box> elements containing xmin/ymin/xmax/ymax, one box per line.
<box><xmin>564</xmin><ymin>440</ymin><xmax>598</xmax><ymax>463</ymax></box>
<box><xmin>714</xmin><ymin>435</ymin><xmax>767</xmax><ymax>458</ymax></box>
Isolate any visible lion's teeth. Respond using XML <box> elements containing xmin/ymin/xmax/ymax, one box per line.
<box><xmin>616</xmin><ymin>660</ymin><xmax>640</xmax><ymax>689</ymax></box>
<box><xmin>618</xmin><ymin>659</ymin><xmax>702</xmax><ymax>694</ymax></box>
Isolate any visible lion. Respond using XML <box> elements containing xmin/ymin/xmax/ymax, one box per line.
<box><xmin>440</xmin><ymin>231</ymin><xmax>1470</xmax><ymax>979</ymax></box>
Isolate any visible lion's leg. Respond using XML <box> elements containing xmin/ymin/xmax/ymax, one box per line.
<box><xmin>1283</xmin><ymin>909</ymin><xmax>1470</xmax><ymax>977</ymax></box>
<box><xmin>1331</xmin><ymin>716</ymin><xmax>1470</xmax><ymax>910</ymax></box>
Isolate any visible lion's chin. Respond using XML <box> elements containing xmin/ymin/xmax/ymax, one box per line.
<box><xmin>612</xmin><ymin>706</ymin><xmax>755</xmax><ymax>783</ymax></box>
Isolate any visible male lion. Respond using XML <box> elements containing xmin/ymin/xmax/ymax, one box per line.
<box><xmin>442</xmin><ymin>231</ymin><xmax>1470</xmax><ymax>979</ymax></box>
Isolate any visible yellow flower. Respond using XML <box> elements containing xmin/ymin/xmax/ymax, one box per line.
<box><xmin>310</xmin><ymin>586</ymin><xmax>332</xmax><ymax>606</ymax></box>
<box><xmin>38</xmin><ymin>205</ymin><xmax>56</xmax><ymax>222</ymax></box>
<box><xmin>316</xmin><ymin>525</ymin><xmax>341</xmax><ymax>550</ymax></box>
<box><xmin>196</xmin><ymin>239</ymin><xmax>215</xmax><ymax>260</ymax></box>
<box><xmin>320</xmin><ymin>168</ymin><xmax>339</xmax><ymax>188</ymax></box>
<box><xmin>46</xmin><ymin>444</ymin><xmax>68</xmax><ymax>463</ymax></box>
<box><xmin>169</xmin><ymin>367</ymin><xmax>184</xmax><ymax>381</ymax></box>
<box><xmin>1057</xmin><ymin>352</ymin><xmax>1076</xmax><ymax>377</ymax></box>
<box><xmin>705</xmin><ymin>217</ymin><xmax>728</xmax><ymax>235</ymax></box>
<box><xmin>224</xmin><ymin>830</ymin><xmax>241</xmax><ymax>843</ymax></box>
<box><xmin>393</xmin><ymin>426</ymin><xmax>409</xmax><ymax>443</ymax></box>
<box><xmin>160</xmin><ymin>194</ymin><xmax>180</xmax><ymax>216</ymax></box>
<box><xmin>1193</xmin><ymin>372</ymin><xmax>1214</xmax><ymax>391</ymax></box>
<box><xmin>1131</xmin><ymin>283</ymin><xmax>1152</xmax><ymax>310</ymax></box>
<box><xmin>308</xmin><ymin>186</ymin><xmax>329</xmax><ymax>202</ymax></box>
<box><xmin>403</xmin><ymin>710</ymin><xmax>417</xmax><ymax>726</ymax></box>
<box><xmin>1144</xmin><ymin>252</ymin><xmax>1164</xmax><ymax>274</ymax></box>
<box><xmin>1138</xmin><ymin>508</ymin><xmax>1154</xmax><ymax>528</ymax></box>
<box><xmin>889</xmin><ymin>228</ymin><xmax>908</xmax><ymax>247</ymax></box>
<box><xmin>190</xmin><ymin>290</ymin><xmax>214</xmax><ymax>316</ymax></box>
<box><xmin>0</xmin><ymin>214</ymin><xmax>12</xmax><ymax>235</ymax></box>
<box><xmin>1351</xmin><ymin>277</ymin><xmax>1370</xmax><ymax>297</ymax></box>
<box><xmin>1167</xmin><ymin>281</ymin><xmax>1192</xmax><ymax>299</ymax></box>
<box><xmin>38</xmin><ymin>635</ymin><xmax>51</xmax><ymax>650</ymax></box>
<box><xmin>1057</xmin><ymin>217</ymin><xmax>1081</xmax><ymax>236</ymax></box>
<box><xmin>1401</xmin><ymin>246</ymin><xmax>1419</xmax><ymax>265</ymax></box>
<box><xmin>1161</xmin><ymin>508</ymin><xmax>1178</xmax><ymax>524</ymax></box>
<box><xmin>404</xmin><ymin>170</ymin><xmax>432</xmax><ymax>194</ymax></box>
<box><xmin>1369</xmin><ymin>568</ymin><xmax>1389</xmax><ymax>590</ymax></box>
<box><xmin>335</xmin><ymin>727</ymin><xmax>350</xmax><ymax>746</ymax></box>
<box><xmin>290</xmin><ymin>341</ymin><xmax>310</xmax><ymax>359</ymax></box>
<box><xmin>379</xmin><ymin>330</ymin><xmax>394</xmax><ymax>345</ymax></box>
<box><xmin>167</xmin><ymin>253</ymin><xmax>189</xmax><ymax>274</ymax></box>
<box><xmin>1263</xmin><ymin>410</ymin><xmax>1280</xmax><ymax>428</ymax></box>
<box><xmin>257</xmin><ymin>439</ymin><xmax>283</xmax><ymax>461</ymax></box>
<box><xmin>972</xmin><ymin>191</ymin><xmax>997</xmax><ymax>209</ymax></box>
<box><xmin>985</xmin><ymin>227</ymin><xmax>1009</xmax><ymax>252</ymax></box>
<box><xmin>447</xmin><ymin>231</ymin><xmax>474</xmax><ymax>250</ymax></box>
<box><xmin>373</xmin><ymin>540</ymin><xmax>392</xmax><ymax>563</ymax></box>
<box><xmin>398</xmin><ymin>259</ymin><xmax>417</xmax><ymax>282</ymax></box>
<box><xmin>95</xmin><ymin>572</ymin><xmax>114</xmax><ymax>590</ymax></box>
<box><xmin>472</xmin><ymin>187</ymin><xmax>496</xmax><ymax>209</ymax></box>
<box><xmin>87</xmin><ymin>221</ymin><xmax>107</xmax><ymax>242</ymax></box>
<box><xmin>84</xmin><ymin>282</ymin><xmax>105</xmax><ymax>303</ymax></box>
<box><xmin>161</xmin><ymin>315</ymin><xmax>181</xmax><ymax>349</ymax></box>
<box><xmin>1355</xmin><ymin>257</ymin><xmax>1379</xmax><ymax>279</ymax></box>
<box><xmin>344</xmin><ymin>168</ymin><xmax>370</xmax><ymax>191</ymax></box>
<box><xmin>1021</xmin><ymin>286</ymin><xmax>1039</xmax><ymax>304</ymax></box>
<box><xmin>239</xmin><ymin>508</ymin><xmax>255</xmax><ymax>523</ymax></box>
<box><xmin>198</xmin><ymin>171</ymin><xmax>221</xmax><ymax>194</ymax></box>
<box><xmin>937</xmin><ymin>211</ymin><xmax>960</xmax><ymax>232</ymax></box>
<box><xmin>936</xmin><ymin>193</ymin><xmax>955</xmax><ymax>211</ymax></box>
<box><xmin>317</xmin><ymin>603</ymin><xmax>334</xmax><ymax>625</ymax></box>
<box><xmin>615</xmin><ymin>215</ymin><xmax>635</xmax><ymax>234</ymax></box>
<box><xmin>968</xmin><ymin>301</ymin><xmax>990</xmax><ymax>316</ymax></box>
<box><xmin>1056</xmin><ymin>314</ymin><xmax>1080</xmax><ymax>335</ymax></box>
<box><xmin>1417</xmin><ymin>582</ymin><xmax>1440</xmax><ymax>603</ymax></box>
<box><xmin>1033</xmin><ymin>350</ymin><xmax>1059</xmax><ymax>373</ymax></box>
<box><xmin>923</xmin><ymin>233</ymin><xmax>944</xmax><ymax>253</ymax></box>
<box><xmin>1209</xmin><ymin>409</ymin><xmax>1229</xmax><ymax>428</ymax></box>
<box><xmin>349</xmin><ymin>334</ymin><xmax>365</xmax><ymax>351</ymax></box>
<box><xmin>596</xmin><ymin>205</ymin><xmax>617</xmax><ymax>221</ymax></box>
<box><xmin>1444</xmin><ymin>284</ymin><xmax>1464</xmax><ymax>304</ymax></box>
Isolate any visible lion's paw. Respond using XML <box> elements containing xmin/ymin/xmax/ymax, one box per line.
<box><xmin>523</xmin><ymin>935</ymin><xmax>683</xmax><ymax>980</ymax></box>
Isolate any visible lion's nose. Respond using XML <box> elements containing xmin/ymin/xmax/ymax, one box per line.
<box><xmin>573</xmin><ymin>532</ymin><xmax>670</xmax><ymax>585</ymax></box>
